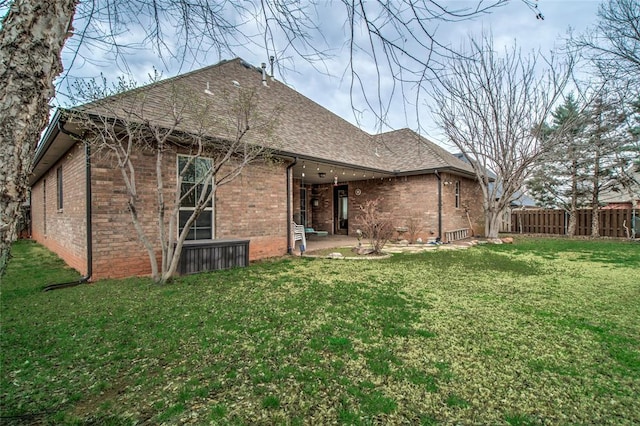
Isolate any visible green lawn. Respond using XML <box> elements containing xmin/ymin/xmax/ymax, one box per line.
<box><xmin>1</xmin><ymin>238</ymin><xmax>639</xmax><ymax>425</ymax></box>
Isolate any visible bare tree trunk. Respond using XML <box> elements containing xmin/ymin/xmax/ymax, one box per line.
<box><xmin>0</xmin><ymin>0</ymin><xmax>77</xmax><ymax>275</ymax></box>
<box><xmin>112</xmin><ymin>131</ymin><xmax>162</xmax><ymax>281</ymax></box>
<box><xmin>485</xmin><ymin>210</ymin><xmax>493</xmax><ymax>238</ymax></box>
<box><xmin>485</xmin><ymin>204</ymin><xmax>502</xmax><ymax>239</ymax></box>
<box><xmin>591</xmin><ymin>207</ymin><xmax>600</xmax><ymax>237</ymax></box>
<box><xmin>518</xmin><ymin>211</ymin><xmax>523</xmax><ymax>234</ymax></box>
<box><xmin>567</xmin><ymin>210</ymin><xmax>577</xmax><ymax>237</ymax></box>
<box><xmin>156</xmin><ymin>145</ymin><xmax>168</xmax><ymax>277</ymax></box>
<box><xmin>481</xmin><ymin>196</ymin><xmax>491</xmax><ymax>238</ymax></box>
<box><xmin>126</xmin><ymin>198</ymin><xmax>160</xmax><ymax>281</ymax></box>
<box><xmin>568</xmin><ymin>159</ymin><xmax>578</xmax><ymax>237</ymax></box>
<box><xmin>591</xmin><ymin>148</ymin><xmax>601</xmax><ymax>237</ymax></box>
<box><xmin>163</xmin><ymin>239</ymin><xmax>186</xmax><ymax>284</ymax></box>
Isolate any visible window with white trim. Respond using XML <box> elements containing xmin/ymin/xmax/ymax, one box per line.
<box><xmin>178</xmin><ymin>155</ymin><xmax>214</xmax><ymax>240</ymax></box>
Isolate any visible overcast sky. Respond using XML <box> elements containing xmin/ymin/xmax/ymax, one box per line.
<box><xmin>56</xmin><ymin>0</ymin><xmax>605</xmax><ymax>148</ymax></box>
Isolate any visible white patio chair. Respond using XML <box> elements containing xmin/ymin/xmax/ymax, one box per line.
<box><xmin>292</xmin><ymin>222</ymin><xmax>306</xmax><ymax>253</ymax></box>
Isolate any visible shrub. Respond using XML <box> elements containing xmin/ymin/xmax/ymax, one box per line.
<box><xmin>405</xmin><ymin>213</ymin><xmax>424</xmax><ymax>244</ymax></box>
<box><xmin>355</xmin><ymin>198</ymin><xmax>395</xmax><ymax>253</ymax></box>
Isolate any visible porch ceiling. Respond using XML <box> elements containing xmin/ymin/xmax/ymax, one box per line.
<box><xmin>290</xmin><ymin>159</ymin><xmax>395</xmax><ymax>185</ymax></box>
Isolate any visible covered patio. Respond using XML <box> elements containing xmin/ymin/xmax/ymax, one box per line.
<box><xmin>291</xmin><ymin>234</ymin><xmax>359</xmax><ymax>256</ymax></box>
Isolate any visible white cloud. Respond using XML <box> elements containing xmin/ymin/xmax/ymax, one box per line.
<box><xmin>57</xmin><ymin>0</ymin><xmax>604</xmax><ymax>143</ymax></box>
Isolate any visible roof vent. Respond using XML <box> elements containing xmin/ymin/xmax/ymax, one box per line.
<box><xmin>269</xmin><ymin>56</ymin><xmax>275</xmax><ymax>80</ymax></box>
<box><xmin>261</xmin><ymin>63</ymin><xmax>268</xmax><ymax>87</ymax></box>
<box><xmin>204</xmin><ymin>82</ymin><xmax>213</xmax><ymax>95</ymax></box>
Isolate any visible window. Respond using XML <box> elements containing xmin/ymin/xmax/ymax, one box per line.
<box><xmin>455</xmin><ymin>181</ymin><xmax>460</xmax><ymax>209</ymax></box>
<box><xmin>178</xmin><ymin>155</ymin><xmax>214</xmax><ymax>240</ymax></box>
<box><xmin>56</xmin><ymin>166</ymin><xmax>63</xmax><ymax>210</ymax></box>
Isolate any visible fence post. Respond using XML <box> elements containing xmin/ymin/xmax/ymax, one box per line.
<box><xmin>518</xmin><ymin>210</ymin><xmax>523</xmax><ymax>234</ymax></box>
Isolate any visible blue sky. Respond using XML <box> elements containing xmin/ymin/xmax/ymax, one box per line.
<box><xmin>55</xmin><ymin>0</ymin><xmax>604</xmax><ymax>147</ymax></box>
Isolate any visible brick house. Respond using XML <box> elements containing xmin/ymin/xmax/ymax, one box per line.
<box><xmin>600</xmin><ymin>170</ymin><xmax>640</xmax><ymax>210</ymax></box>
<box><xmin>29</xmin><ymin>58</ymin><xmax>484</xmax><ymax>280</ymax></box>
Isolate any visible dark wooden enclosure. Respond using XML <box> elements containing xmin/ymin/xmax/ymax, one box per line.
<box><xmin>178</xmin><ymin>239</ymin><xmax>250</xmax><ymax>275</ymax></box>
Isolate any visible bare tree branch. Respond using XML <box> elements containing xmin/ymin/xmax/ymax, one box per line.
<box><xmin>67</xmin><ymin>77</ymin><xmax>278</xmax><ymax>283</ymax></box>
<box><xmin>0</xmin><ymin>0</ymin><xmax>543</xmax><ymax>277</ymax></box>
<box><xmin>573</xmin><ymin>0</ymin><xmax>640</xmax><ymax>82</ymax></box>
<box><xmin>431</xmin><ymin>33</ymin><xmax>572</xmax><ymax>238</ymax></box>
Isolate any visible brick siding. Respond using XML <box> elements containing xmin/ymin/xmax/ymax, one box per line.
<box><xmin>32</xmin><ymin>142</ymin><xmax>289</xmax><ymax>280</ymax></box>
<box><xmin>32</xmin><ymin>141</ymin><xmax>484</xmax><ymax>280</ymax></box>
<box><xmin>216</xmin><ymin>161</ymin><xmax>289</xmax><ymax>260</ymax></box>
<box><xmin>90</xmin><ymin>147</ymin><xmax>168</xmax><ymax>280</ymax></box>
<box><xmin>91</xmin><ymin>148</ymin><xmax>289</xmax><ymax>279</ymax></box>
<box><xmin>299</xmin><ymin>172</ymin><xmax>484</xmax><ymax>241</ymax></box>
<box><xmin>31</xmin><ymin>143</ymin><xmax>88</xmax><ymax>275</ymax></box>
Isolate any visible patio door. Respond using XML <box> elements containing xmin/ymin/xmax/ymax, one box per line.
<box><xmin>334</xmin><ymin>185</ymin><xmax>348</xmax><ymax>235</ymax></box>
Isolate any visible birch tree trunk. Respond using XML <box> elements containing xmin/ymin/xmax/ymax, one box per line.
<box><xmin>485</xmin><ymin>206</ymin><xmax>494</xmax><ymax>239</ymax></box>
<box><xmin>591</xmin><ymin>147</ymin><xmax>601</xmax><ymax>238</ymax></box>
<box><xmin>0</xmin><ymin>0</ymin><xmax>77</xmax><ymax>276</ymax></box>
<box><xmin>568</xmin><ymin>159</ymin><xmax>579</xmax><ymax>237</ymax></box>
<box><xmin>485</xmin><ymin>203</ymin><xmax>503</xmax><ymax>239</ymax></box>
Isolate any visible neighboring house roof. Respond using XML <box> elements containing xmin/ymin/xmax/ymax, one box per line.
<box><xmin>599</xmin><ymin>169</ymin><xmax>640</xmax><ymax>205</ymax></box>
<box><xmin>509</xmin><ymin>192</ymin><xmax>537</xmax><ymax>208</ymax></box>
<box><xmin>452</xmin><ymin>152</ymin><xmax>535</xmax><ymax>206</ymax></box>
<box><xmin>31</xmin><ymin>58</ymin><xmax>475</xmax><ymax>184</ymax></box>
<box><xmin>452</xmin><ymin>152</ymin><xmax>496</xmax><ymax>179</ymax></box>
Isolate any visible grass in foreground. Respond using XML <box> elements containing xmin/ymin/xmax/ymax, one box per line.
<box><xmin>1</xmin><ymin>238</ymin><xmax>639</xmax><ymax>424</ymax></box>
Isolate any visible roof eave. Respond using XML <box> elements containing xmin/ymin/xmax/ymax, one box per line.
<box><xmin>32</xmin><ymin>109</ymin><xmax>63</xmax><ymax>168</ymax></box>
<box><xmin>393</xmin><ymin>166</ymin><xmax>478</xmax><ymax>180</ymax></box>
<box><xmin>29</xmin><ymin>109</ymin><xmax>77</xmax><ymax>186</ymax></box>
<box><xmin>273</xmin><ymin>150</ymin><xmax>390</xmax><ymax>175</ymax></box>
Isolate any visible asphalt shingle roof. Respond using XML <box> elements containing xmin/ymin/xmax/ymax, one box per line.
<box><xmin>374</xmin><ymin>129</ymin><xmax>475</xmax><ymax>174</ymax></box>
<box><xmin>75</xmin><ymin>58</ymin><xmax>475</xmax><ymax>176</ymax></box>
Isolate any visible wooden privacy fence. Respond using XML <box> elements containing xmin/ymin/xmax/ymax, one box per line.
<box><xmin>510</xmin><ymin>208</ymin><xmax>638</xmax><ymax>238</ymax></box>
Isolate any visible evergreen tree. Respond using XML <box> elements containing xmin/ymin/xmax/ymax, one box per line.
<box><xmin>628</xmin><ymin>97</ymin><xmax>640</xmax><ymax>170</ymax></box>
<box><xmin>528</xmin><ymin>94</ymin><xmax>589</xmax><ymax>236</ymax></box>
<box><xmin>583</xmin><ymin>92</ymin><xmax>638</xmax><ymax>236</ymax></box>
